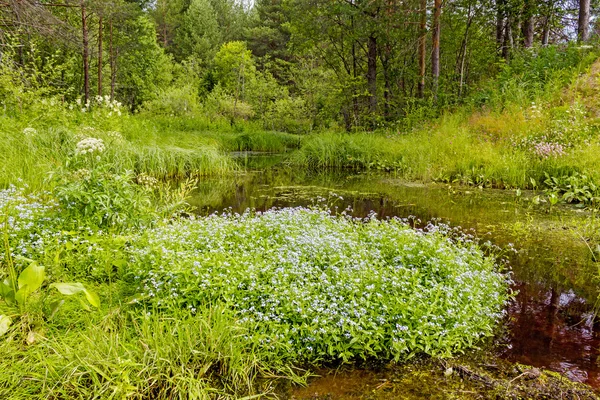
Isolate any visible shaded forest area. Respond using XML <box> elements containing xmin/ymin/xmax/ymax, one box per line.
<box><xmin>0</xmin><ymin>0</ymin><xmax>598</xmax><ymax>132</ymax></box>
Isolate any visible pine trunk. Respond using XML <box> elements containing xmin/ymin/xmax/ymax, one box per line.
<box><xmin>81</xmin><ymin>0</ymin><xmax>89</xmax><ymax>103</ymax></box>
<box><xmin>98</xmin><ymin>15</ymin><xmax>103</xmax><ymax>96</ymax></box>
<box><xmin>367</xmin><ymin>35</ymin><xmax>377</xmax><ymax>112</ymax></box>
<box><xmin>432</xmin><ymin>0</ymin><xmax>441</xmax><ymax>102</ymax></box>
<box><xmin>418</xmin><ymin>0</ymin><xmax>427</xmax><ymax>98</ymax></box>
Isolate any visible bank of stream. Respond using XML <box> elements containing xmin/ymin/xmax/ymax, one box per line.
<box><xmin>187</xmin><ymin>154</ymin><xmax>600</xmax><ymax>398</ymax></box>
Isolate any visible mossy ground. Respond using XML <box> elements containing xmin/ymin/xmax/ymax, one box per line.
<box><xmin>289</xmin><ymin>353</ymin><xmax>598</xmax><ymax>399</ymax></box>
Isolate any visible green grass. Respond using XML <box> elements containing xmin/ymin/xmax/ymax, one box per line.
<box><xmin>0</xmin><ymin>123</ymin><xmax>236</xmax><ymax>190</ymax></box>
<box><xmin>292</xmin><ymin>100</ymin><xmax>600</xmax><ymax>189</ymax></box>
<box><xmin>131</xmin><ymin>115</ymin><xmax>302</xmax><ymax>152</ymax></box>
<box><xmin>0</xmin><ymin>305</ymin><xmax>303</xmax><ymax>399</ymax></box>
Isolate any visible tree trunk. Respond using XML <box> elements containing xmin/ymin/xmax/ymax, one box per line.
<box><xmin>81</xmin><ymin>0</ymin><xmax>89</xmax><ymax>104</ymax></box>
<box><xmin>432</xmin><ymin>0</ymin><xmax>441</xmax><ymax>102</ymax></box>
<box><xmin>162</xmin><ymin>1</ymin><xmax>168</xmax><ymax>47</ymax></box>
<box><xmin>109</xmin><ymin>20</ymin><xmax>116</xmax><ymax>100</ymax></box>
<box><xmin>418</xmin><ymin>0</ymin><xmax>427</xmax><ymax>98</ymax></box>
<box><xmin>522</xmin><ymin>0</ymin><xmax>534</xmax><ymax>48</ymax></box>
<box><xmin>367</xmin><ymin>35</ymin><xmax>377</xmax><ymax>112</ymax></box>
<box><xmin>98</xmin><ymin>15</ymin><xmax>103</xmax><ymax>97</ymax></box>
<box><xmin>541</xmin><ymin>16</ymin><xmax>550</xmax><ymax>45</ymax></box>
<box><xmin>578</xmin><ymin>0</ymin><xmax>590</xmax><ymax>42</ymax></box>
<box><xmin>351</xmin><ymin>38</ymin><xmax>359</xmax><ymax>126</ymax></box>
<box><xmin>496</xmin><ymin>0</ymin><xmax>505</xmax><ymax>48</ymax></box>
<box><xmin>456</xmin><ymin>4</ymin><xmax>473</xmax><ymax>98</ymax></box>
<box><xmin>502</xmin><ymin>15</ymin><xmax>512</xmax><ymax>59</ymax></box>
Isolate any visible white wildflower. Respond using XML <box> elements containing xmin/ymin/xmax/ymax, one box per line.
<box><xmin>76</xmin><ymin>137</ymin><xmax>105</xmax><ymax>156</ymax></box>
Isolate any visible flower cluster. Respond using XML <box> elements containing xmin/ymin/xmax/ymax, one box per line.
<box><xmin>128</xmin><ymin>208</ymin><xmax>511</xmax><ymax>363</ymax></box>
<box><xmin>136</xmin><ymin>173</ymin><xmax>159</xmax><ymax>189</ymax></box>
<box><xmin>76</xmin><ymin>95</ymin><xmax>123</xmax><ymax>116</ymax></box>
<box><xmin>512</xmin><ymin>135</ymin><xmax>568</xmax><ymax>159</ymax></box>
<box><xmin>22</xmin><ymin>127</ymin><xmax>37</xmax><ymax>136</ymax></box>
<box><xmin>73</xmin><ymin>168</ymin><xmax>92</xmax><ymax>181</ymax></box>
<box><xmin>527</xmin><ymin>102</ymin><xmax>542</xmax><ymax>120</ymax></box>
<box><xmin>75</xmin><ymin>137</ymin><xmax>105</xmax><ymax>156</ymax></box>
<box><xmin>532</xmin><ymin>141</ymin><xmax>566</xmax><ymax>159</ymax></box>
<box><xmin>106</xmin><ymin>131</ymin><xmax>124</xmax><ymax>142</ymax></box>
<box><xmin>0</xmin><ymin>186</ymin><xmax>61</xmax><ymax>265</ymax></box>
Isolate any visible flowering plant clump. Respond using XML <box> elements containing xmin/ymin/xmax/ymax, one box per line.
<box><xmin>22</xmin><ymin>127</ymin><xmax>37</xmax><ymax>136</ymax></box>
<box><xmin>128</xmin><ymin>208</ymin><xmax>511</xmax><ymax>363</ymax></box>
<box><xmin>512</xmin><ymin>103</ymin><xmax>592</xmax><ymax>159</ymax></box>
<box><xmin>527</xmin><ymin>102</ymin><xmax>542</xmax><ymax>120</ymax></box>
<box><xmin>73</xmin><ymin>168</ymin><xmax>92</xmax><ymax>181</ymax></box>
<box><xmin>532</xmin><ymin>141</ymin><xmax>566</xmax><ymax>159</ymax></box>
<box><xmin>105</xmin><ymin>131</ymin><xmax>124</xmax><ymax>142</ymax></box>
<box><xmin>0</xmin><ymin>186</ymin><xmax>63</xmax><ymax>265</ymax></box>
<box><xmin>75</xmin><ymin>137</ymin><xmax>105</xmax><ymax>156</ymax></box>
<box><xmin>77</xmin><ymin>95</ymin><xmax>123</xmax><ymax>116</ymax></box>
<box><xmin>136</xmin><ymin>173</ymin><xmax>159</xmax><ymax>189</ymax></box>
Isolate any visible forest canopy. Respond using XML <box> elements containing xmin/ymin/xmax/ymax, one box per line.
<box><xmin>0</xmin><ymin>0</ymin><xmax>597</xmax><ymax>131</ymax></box>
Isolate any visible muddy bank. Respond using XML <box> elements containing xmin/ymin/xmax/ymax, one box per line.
<box><xmin>288</xmin><ymin>354</ymin><xmax>598</xmax><ymax>399</ymax></box>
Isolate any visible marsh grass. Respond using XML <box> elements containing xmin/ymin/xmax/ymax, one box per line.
<box><xmin>292</xmin><ymin>101</ymin><xmax>600</xmax><ymax>189</ymax></box>
<box><xmin>0</xmin><ymin>119</ymin><xmax>236</xmax><ymax>189</ymax></box>
<box><xmin>0</xmin><ymin>305</ymin><xmax>304</xmax><ymax>399</ymax></box>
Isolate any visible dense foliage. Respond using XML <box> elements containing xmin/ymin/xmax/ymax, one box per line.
<box><xmin>1</xmin><ymin>0</ymin><xmax>600</xmax><ymax>397</ymax></box>
<box><xmin>129</xmin><ymin>208</ymin><xmax>509</xmax><ymax>362</ymax></box>
<box><xmin>1</xmin><ymin>0</ymin><xmax>598</xmax><ymax>130</ymax></box>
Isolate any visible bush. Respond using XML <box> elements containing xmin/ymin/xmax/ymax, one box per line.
<box><xmin>264</xmin><ymin>97</ymin><xmax>313</xmax><ymax>134</ymax></box>
<box><xmin>142</xmin><ymin>85</ymin><xmax>201</xmax><ymax>116</ymax></box>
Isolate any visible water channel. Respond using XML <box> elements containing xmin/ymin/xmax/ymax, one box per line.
<box><xmin>189</xmin><ymin>155</ymin><xmax>600</xmax><ymax>395</ymax></box>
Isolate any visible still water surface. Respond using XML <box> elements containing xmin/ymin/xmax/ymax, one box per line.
<box><xmin>189</xmin><ymin>163</ymin><xmax>600</xmax><ymax>389</ymax></box>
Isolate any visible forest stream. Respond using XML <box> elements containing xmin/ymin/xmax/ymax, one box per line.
<box><xmin>187</xmin><ymin>155</ymin><xmax>600</xmax><ymax>397</ymax></box>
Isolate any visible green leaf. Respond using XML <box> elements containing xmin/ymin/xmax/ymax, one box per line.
<box><xmin>50</xmin><ymin>282</ymin><xmax>86</xmax><ymax>296</ymax></box>
<box><xmin>77</xmin><ymin>296</ymin><xmax>91</xmax><ymax>311</ymax></box>
<box><xmin>17</xmin><ymin>262</ymin><xmax>45</xmax><ymax>293</ymax></box>
<box><xmin>0</xmin><ymin>315</ymin><xmax>12</xmax><ymax>337</ymax></box>
<box><xmin>83</xmin><ymin>289</ymin><xmax>100</xmax><ymax>308</ymax></box>
<box><xmin>0</xmin><ymin>280</ymin><xmax>15</xmax><ymax>304</ymax></box>
<box><xmin>15</xmin><ymin>285</ymin><xmax>30</xmax><ymax>305</ymax></box>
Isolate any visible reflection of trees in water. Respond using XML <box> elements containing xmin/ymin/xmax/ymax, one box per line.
<box><xmin>505</xmin><ymin>282</ymin><xmax>600</xmax><ymax>387</ymax></box>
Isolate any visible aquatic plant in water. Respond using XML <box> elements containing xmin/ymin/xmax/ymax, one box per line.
<box><xmin>129</xmin><ymin>208</ymin><xmax>511</xmax><ymax>364</ymax></box>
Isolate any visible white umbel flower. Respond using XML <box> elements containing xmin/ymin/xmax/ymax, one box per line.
<box><xmin>76</xmin><ymin>137</ymin><xmax>105</xmax><ymax>155</ymax></box>
<box><xmin>23</xmin><ymin>127</ymin><xmax>37</xmax><ymax>136</ymax></box>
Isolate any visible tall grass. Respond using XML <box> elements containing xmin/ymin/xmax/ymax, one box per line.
<box><xmin>124</xmin><ymin>115</ymin><xmax>302</xmax><ymax>152</ymax></box>
<box><xmin>0</xmin><ymin>118</ymin><xmax>236</xmax><ymax>189</ymax></box>
<box><xmin>0</xmin><ymin>305</ymin><xmax>303</xmax><ymax>399</ymax></box>
<box><xmin>292</xmin><ymin>108</ymin><xmax>600</xmax><ymax>189</ymax></box>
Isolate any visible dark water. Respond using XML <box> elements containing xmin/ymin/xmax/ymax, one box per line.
<box><xmin>190</xmin><ymin>162</ymin><xmax>600</xmax><ymax>389</ymax></box>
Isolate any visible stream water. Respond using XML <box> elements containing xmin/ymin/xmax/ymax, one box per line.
<box><xmin>189</xmin><ymin>156</ymin><xmax>600</xmax><ymax>393</ymax></box>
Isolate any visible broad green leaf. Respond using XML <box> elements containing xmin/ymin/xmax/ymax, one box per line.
<box><xmin>15</xmin><ymin>284</ymin><xmax>31</xmax><ymax>305</ymax></box>
<box><xmin>18</xmin><ymin>262</ymin><xmax>45</xmax><ymax>293</ymax></box>
<box><xmin>77</xmin><ymin>296</ymin><xmax>91</xmax><ymax>311</ymax></box>
<box><xmin>50</xmin><ymin>282</ymin><xmax>86</xmax><ymax>296</ymax></box>
<box><xmin>0</xmin><ymin>315</ymin><xmax>12</xmax><ymax>337</ymax></box>
<box><xmin>83</xmin><ymin>289</ymin><xmax>100</xmax><ymax>308</ymax></box>
<box><xmin>0</xmin><ymin>281</ymin><xmax>15</xmax><ymax>305</ymax></box>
